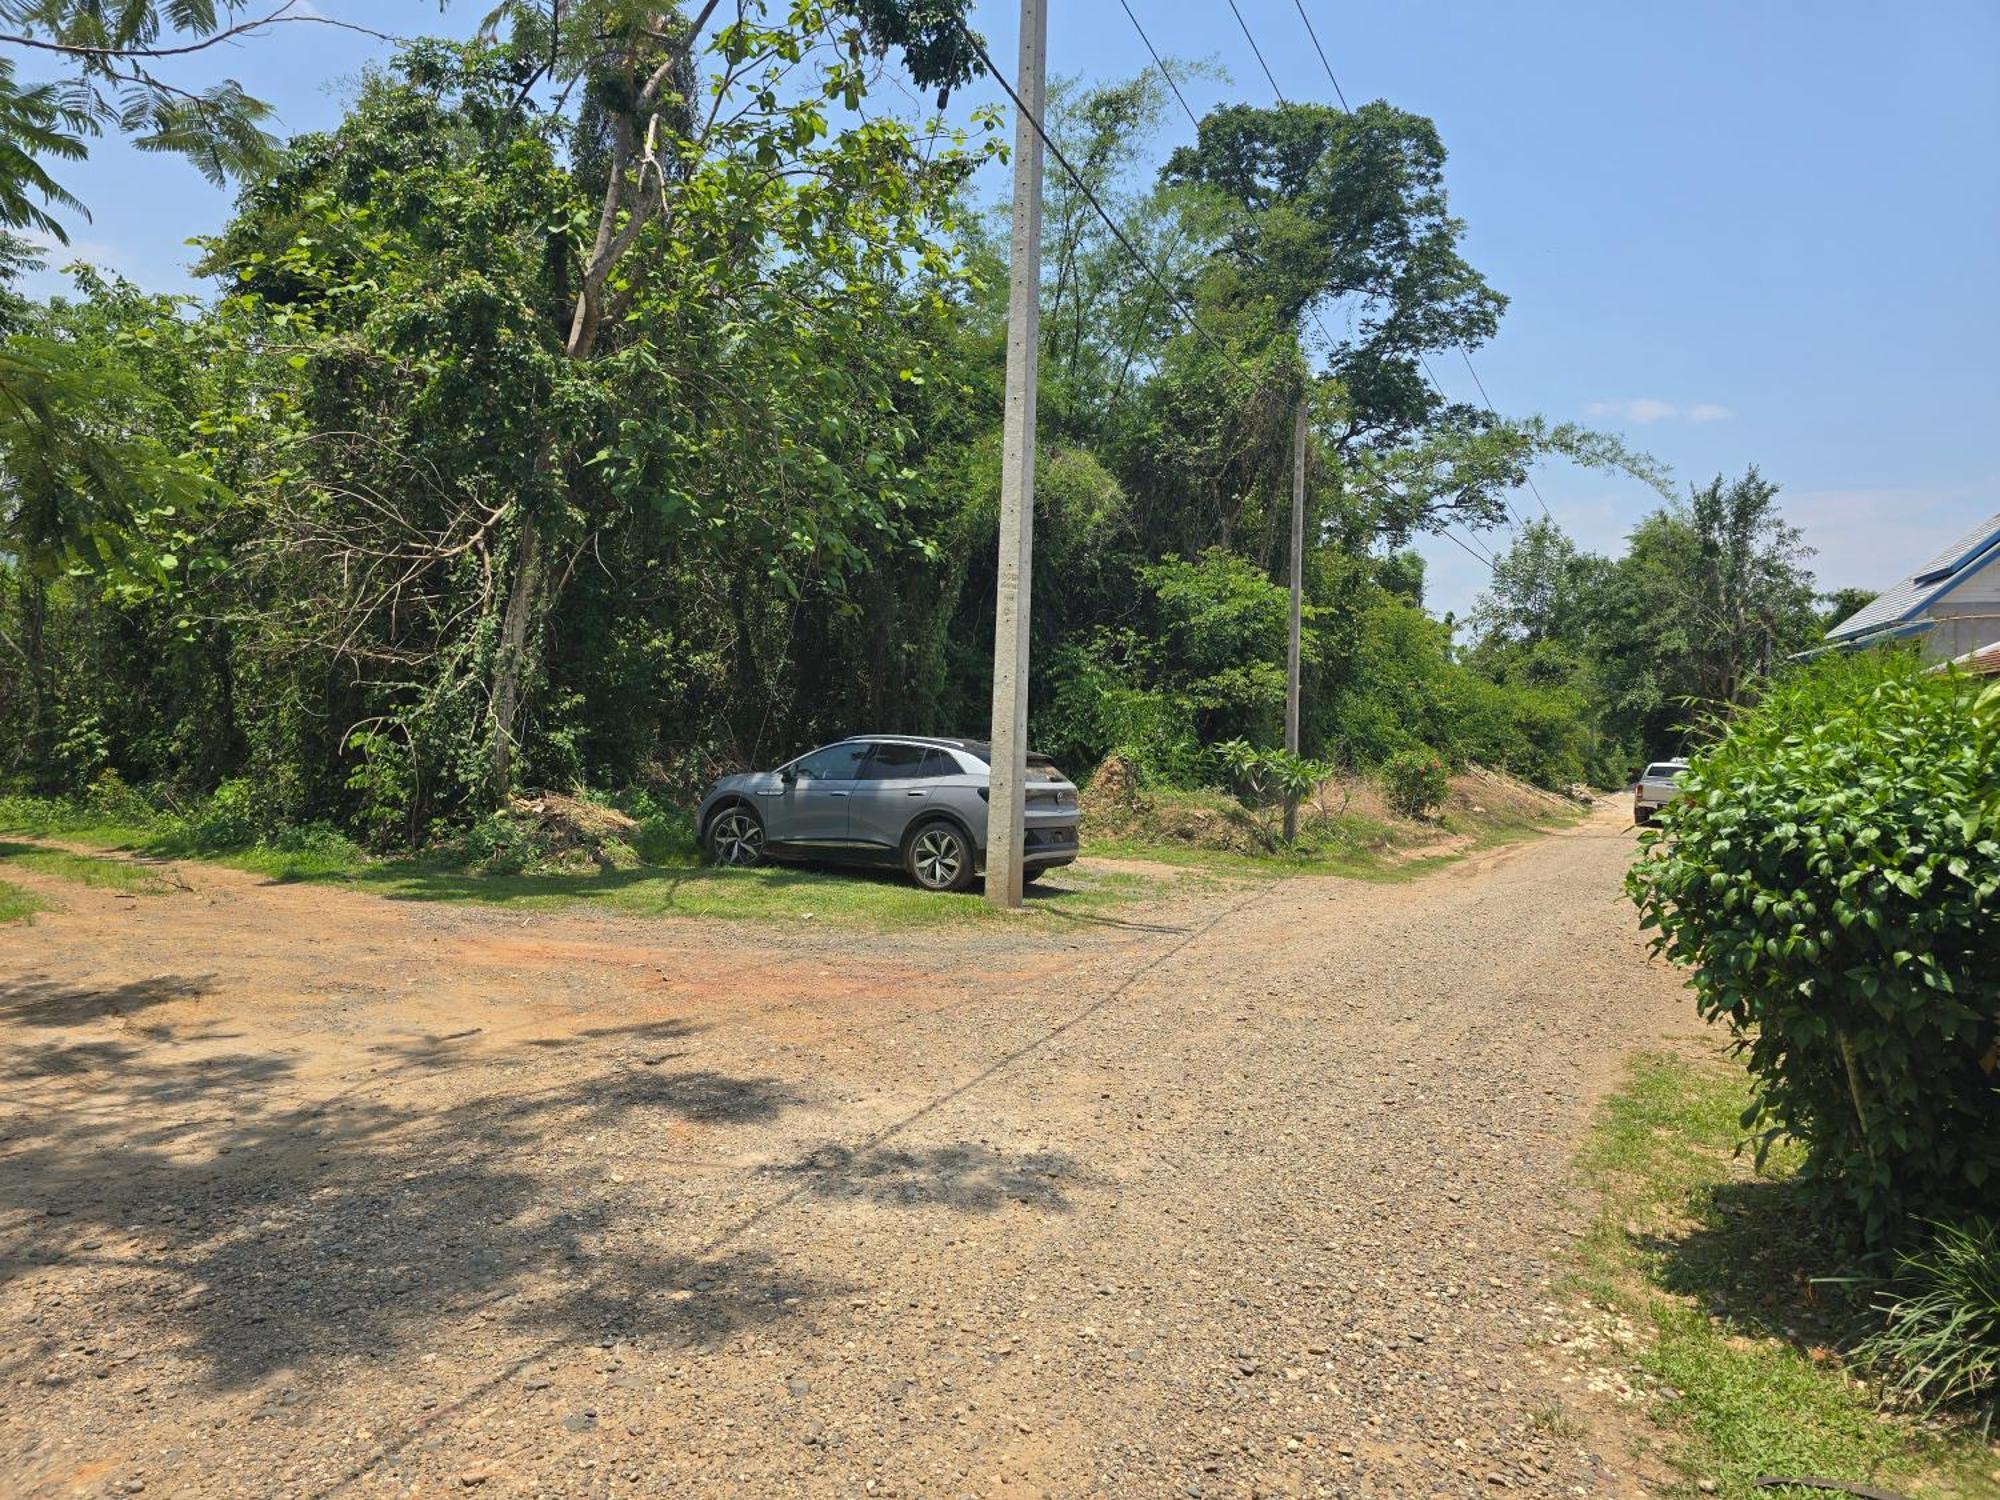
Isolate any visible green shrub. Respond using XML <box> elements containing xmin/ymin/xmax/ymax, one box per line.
<box><xmin>1381</xmin><ymin>747</ymin><xmax>1448</xmax><ymax>818</ymax></box>
<box><xmin>1854</xmin><ymin>1217</ymin><xmax>2000</xmax><ymax>1430</ymax></box>
<box><xmin>1211</xmin><ymin>739</ymin><xmax>1335</xmax><ymax>808</ymax></box>
<box><xmin>183</xmin><ymin>778</ymin><xmax>269</xmax><ymax>850</ymax></box>
<box><xmin>1041</xmin><ymin>632</ymin><xmax>1206</xmax><ymax>789</ymax></box>
<box><xmin>84</xmin><ymin>770</ymin><xmax>155</xmax><ymax>824</ymax></box>
<box><xmin>1628</xmin><ymin>652</ymin><xmax>2000</xmax><ymax>1241</ymax></box>
<box><xmin>454</xmin><ymin>812</ymin><xmax>543</xmax><ymax>875</ymax></box>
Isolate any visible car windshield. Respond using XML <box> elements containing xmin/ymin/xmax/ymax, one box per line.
<box><xmin>1643</xmin><ymin>763</ymin><xmax>1684</xmax><ymax>780</ymax></box>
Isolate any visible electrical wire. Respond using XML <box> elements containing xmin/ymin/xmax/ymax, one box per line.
<box><xmin>1224</xmin><ymin>0</ymin><xmax>1288</xmax><ymax>103</ymax></box>
<box><xmin>955</xmin><ymin>24</ymin><xmax>1265</xmax><ymax>397</ymax></box>
<box><xmin>1289</xmin><ymin>0</ymin><xmax>1350</xmax><ymax>111</ymax></box>
<box><xmin>1281</xmin><ymin>3</ymin><xmax>1542</xmax><ymax>541</ymax></box>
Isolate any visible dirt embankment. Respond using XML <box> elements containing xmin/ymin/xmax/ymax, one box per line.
<box><xmin>1081</xmin><ymin>752</ymin><xmax>1586</xmax><ymax>860</ymax></box>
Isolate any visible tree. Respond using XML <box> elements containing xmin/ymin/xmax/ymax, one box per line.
<box><xmin>457</xmin><ymin>0</ymin><xmax>990</xmax><ymax>797</ymax></box>
<box><xmin>1469</xmin><ymin>519</ymin><xmax>1601</xmax><ymax>649</ymax></box>
<box><xmin>0</xmin><ymin>0</ymin><xmax>363</xmax><ymax>201</ymax></box>
<box><xmin>187</xmin><ymin>5</ymin><xmax>998</xmax><ymax>822</ymax></box>
<box><xmin>1818</xmin><ymin>584</ymin><xmax>1878</xmax><ymax>635</ymax></box>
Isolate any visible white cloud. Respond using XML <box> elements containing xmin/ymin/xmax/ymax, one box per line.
<box><xmin>1584</xmin><ymin>397</ymin><xmax>1732</xmax><ymax>424</ymax></box>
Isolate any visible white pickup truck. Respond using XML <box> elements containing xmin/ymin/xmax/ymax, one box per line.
<box><xmin>1632</xmin><ymin>759</ymin><xmax>1689</xmax><ymax>826</ymax></box>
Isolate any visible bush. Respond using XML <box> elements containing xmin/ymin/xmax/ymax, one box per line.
<box><xmin>1628</xmin><ymin>653</ymin><xmax>2000</xmax><ymax>1241</ymax></box>
<box><xmin>1381</xmin><ymin>747</ymin><xmax>1448</xmax><ymax>818</ymax></box>
<box><xmin>1855</xmin><ymin>1217</ymin><xmax>2000</xmax><ymax>1429</ymax></box>
<box><xmin>84</xmin><ymin>770</ymin><xmax>155</xmax><ymax>825</ymax></box>
<box><xmin>454</xmin><ymin>812</ymin><xmax>543</xmax><ymax>875</ymax></box>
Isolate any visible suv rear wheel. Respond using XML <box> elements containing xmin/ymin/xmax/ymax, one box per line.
<box><xmin>905</xmin><ymin>820</ymin><xmax>974</xmax><ymax>892</ymax></box>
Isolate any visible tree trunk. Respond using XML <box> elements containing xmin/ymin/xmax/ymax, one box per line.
<box><xmin>488</xmin><ymin>525</ymin><xmax>544</xmax><ymax>800</ymax></box>
<box><xmin>483</xmin><ymin>2</ymin><xmax>717</xmax><ymax>802</ymax></box>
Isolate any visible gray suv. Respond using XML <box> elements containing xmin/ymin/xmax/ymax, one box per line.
<box><xmin>697</xmin><ymin>735</ymin><xmax>1079</xmax><ymax>892</ymax></box>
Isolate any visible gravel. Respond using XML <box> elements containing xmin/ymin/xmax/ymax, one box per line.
<box><xmin>0</xmin><ymin>803</ymin><xmax>1695</xmax><ymax>1497</ymax></box>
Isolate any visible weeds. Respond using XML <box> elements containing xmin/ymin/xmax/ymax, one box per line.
<box><xmin>1854</xmin><ymin>1218</ymin><xmax>2000</xmax><ymax>1434</ymax></box>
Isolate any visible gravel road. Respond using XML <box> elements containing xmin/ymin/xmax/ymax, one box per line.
<box><xmin>1</xmin><ymin>802</ymin><xmax>1698</xmax><ymax>1498</ymax></box>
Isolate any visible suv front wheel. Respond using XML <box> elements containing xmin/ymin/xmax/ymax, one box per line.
<box><xmin>905</xmin><ymin>821</ymin><xmax>974</xmax><ymax>893</ymax></box>
<box><xmin>706</xmin><ymin>805</ymin><xmax>766</xmax><ymax>867</ymax></box>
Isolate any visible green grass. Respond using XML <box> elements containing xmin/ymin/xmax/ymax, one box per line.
<box><xmin>0</xmin><ymin>873</ymin><xmax>49</xmax><ymax>923</ymax></box>
<box><xmin>0</xmin><ymin>802</ymin><xmax>1156</xmax><ymax>930</ymax></box>
<box><xmin>0</xmin><ymin>840</ymin><xmax>177</xmax><ymax>895</ymax></box>
<box><xmin>1575</xmin><ymin>1052</ymin><xmax>1998</xmax><ymax>1499</ymax></box>
<box><xmin>282</xmin><ymin>853</ymin><xmax>1153</xmax><ymax>929</ymax></box>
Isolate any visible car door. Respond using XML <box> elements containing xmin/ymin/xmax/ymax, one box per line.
<box><xmin>847</xmin><ymin>742</ymin><xmax>938</xmax><ymax>850</ymax></box>
<box><xmin>766</xmin><ymin>741</ymin><xmax>870</xmax><ymax>845</ymax></box>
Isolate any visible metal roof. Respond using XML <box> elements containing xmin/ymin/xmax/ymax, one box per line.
<box><xmin>1826</xmin><ymin>510</ymin><xmax>2000</xmax><ymax>641</ymax></box>
<box><xmin>1949</xmin><ymin>639</ymin><xmax>2000</xmax><ymax>677</ymax></box>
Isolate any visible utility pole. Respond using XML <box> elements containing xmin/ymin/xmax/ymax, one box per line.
<box><xmin>1283</xmin><ymin>398</ymin><xmax>1306</xmax><ymax>843</ymax></box>
<box><xmin>984</xmin><ymin>0</ymin><xmax>1048</xmax><ymax>910</ymax></box>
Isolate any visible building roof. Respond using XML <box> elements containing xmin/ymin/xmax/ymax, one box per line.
<box><xmin>1826</xmin><ymin>510</ymin><xmax>2000</xmax><ymax>641</ymax></box>
<box><xmin>1949</xmin><ymin>639</ymin><xmax>2000</xmax><ymax>676</ymax></box>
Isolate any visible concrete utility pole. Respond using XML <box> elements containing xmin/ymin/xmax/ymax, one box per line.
<box><xmin>984</xmin><ymin>0</ymin><xmax>1048</xmax><ymax>909</ymax></box>
<box><xmin>1283</xmin><ymin>398</ymin><xmax>1306</xmax><ymax>843</ymax></box>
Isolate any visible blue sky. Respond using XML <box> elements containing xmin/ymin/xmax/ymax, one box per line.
<box><xmin>18</xmin><ymin>0</ymin><xmax>1999</xmax><ymax>621</ymax></box>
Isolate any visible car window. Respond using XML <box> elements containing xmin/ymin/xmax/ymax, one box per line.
<box><xmin>791</xmin><ymin>742</ymin><xmax>869</xmax><ymax>780</ymax></box>
<box><xmin>1643</xmin><ymin>763</ymin><xmax>1684</xmax><ymax>780</ymax></box>
<box><xmin>860</xmin><ymin>742</ymin><xmax>930</xmax><ymax>780</ymax></box>
<box><xmin>921</xmin><ymin>749</ymin><xmax>959</xmax><ymax>778</ymax></box>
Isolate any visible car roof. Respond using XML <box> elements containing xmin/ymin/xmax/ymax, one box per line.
<box><xmin>840</xmin><ymin>734</ymin><xmax>985</xmax><ymax>752</ymax></box>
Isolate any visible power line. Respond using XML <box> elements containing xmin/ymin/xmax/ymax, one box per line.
<box><xmin>956</xmin><ymin>24</ymin><xmax>1261</xmax><ymax>396</ymax></box>
<box><xmin>1224</xmin><ymin>0</ymin><xmax>1287</xmax><ymax>103</ymax></box>
<box><xmin>1439</xmin><ymin>525</ymin><xmax>1497</xmax><ymax>571</ymax></box>
<box><xmin>1283</xmin><ymin>3</ymin><xmax>1544</xmax><ymax>537</ymax></box>
<box><xmin>1289</xmin><ymin>0</ymin><xmax>1350</xmax><ymax>111</ymax></box>
<box><xmin>1460</xmin><ymin>346</ymin><xmax>1553</xmax><ymax>520</ymax></box>
<box><xmin>1117</xmin><ymin>0</ymin><xmax>1365</xmax><ymax>459</ymax></box>
<box><xmin>1117</xmin><ymin>0</ymin><xmax>1200</xmax><ymax>131</ymax></box>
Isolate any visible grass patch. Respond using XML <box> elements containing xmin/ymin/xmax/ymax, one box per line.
<box><xmin>0</xmin><ymin>799</ymin><xmax>1155</xmax><ymax>930</ymax></box>
<box><xmin>0</xmin><ymin>874</ymin><xmax>49</xmax><ymax>923</ymax></box>
<box><xmin>292</xmin><ymin>853</ymin><xmax>1150</xmax><ymax>930</ymax></box>
<box><xmin>1574</xmin><ymin>1051</ymin><xmax>1998</xmax><ymax>1498</ymax></box>
<box><xmin>0</xmin><ymin>840</ymin><xmax>176</xmax><ymax>895</ymax></box>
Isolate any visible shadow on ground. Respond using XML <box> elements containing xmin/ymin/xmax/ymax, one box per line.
<box><xmin>768</xmin><ymin>1141</ymin><xmax>1079</xmax><ymax>1212</ymax></box>
<box><xmin>1</xmin><ymin>971</ymin><xmax>215</xmax><ymax>1028</ymax></box>
<box><xmin>0</xmin><ymin>1010</ymin><xmax>819</xmax><ymax>1393</ymax></box>
<box><xmin>1634</xmin><ymin>1178</ymin><xmax>1869</xmax><ymax>1352</ymax></box>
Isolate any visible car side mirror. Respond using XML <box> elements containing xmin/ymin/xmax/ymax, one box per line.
<box><xmin>781</xmin><ymin>767</ymin><xmax>797</xmax><ymax>786</ymax></box>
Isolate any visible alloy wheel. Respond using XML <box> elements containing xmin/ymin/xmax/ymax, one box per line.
<box><xmin>711</xmin><ymin>809</ymin><xmax>764</xmax><ymax>866</ymax></box>
<box><xmin>911</xmin><ymin>826</ymin><xmax>965</xmax><ymax>890</ymax></box>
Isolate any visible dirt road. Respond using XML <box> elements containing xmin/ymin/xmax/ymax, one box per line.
<box><xmin>1</xmin><ymin>803</ymin><xmax>1697</xmax><ymax>1498</ymax></box>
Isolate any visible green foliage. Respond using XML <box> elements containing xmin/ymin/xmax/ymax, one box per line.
<box><xmin>0</xmin><ymin>6</ymin><xmax>1752</xmax><ymax>865</ymax></box>
<box><xmin>1855</xmin><ymin>1217</ymin><xmax>2000</xmax><ymax>1428</ymax></box>
<box><xmin>1628</xmin><ymin>652</ymin><xmax>2000</xmax><ymax>1241</ymax></box>
<box><xmin>1138</xmin><ymin>548</ymin><xmax>1293</xmax><ymax>737</ymax></box>
<box><xmin>1380</xmin><ymin>746</ymin><xmax>1448</xmax><ymax>818</ymax></box>
<box><xmin>1041</xmin><ymin>633</ymin><xmax>1205</xmax><ymax>789</ymax></box>
<box><xmin>0</xmin><ymin>57</ymin><xmax>86</xmax><ymax>238</ymax></box>
<box><xmin>1210</xmin><ymin>738</ymin><xmax>1335</xmax><ymax>808</ymax></box>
